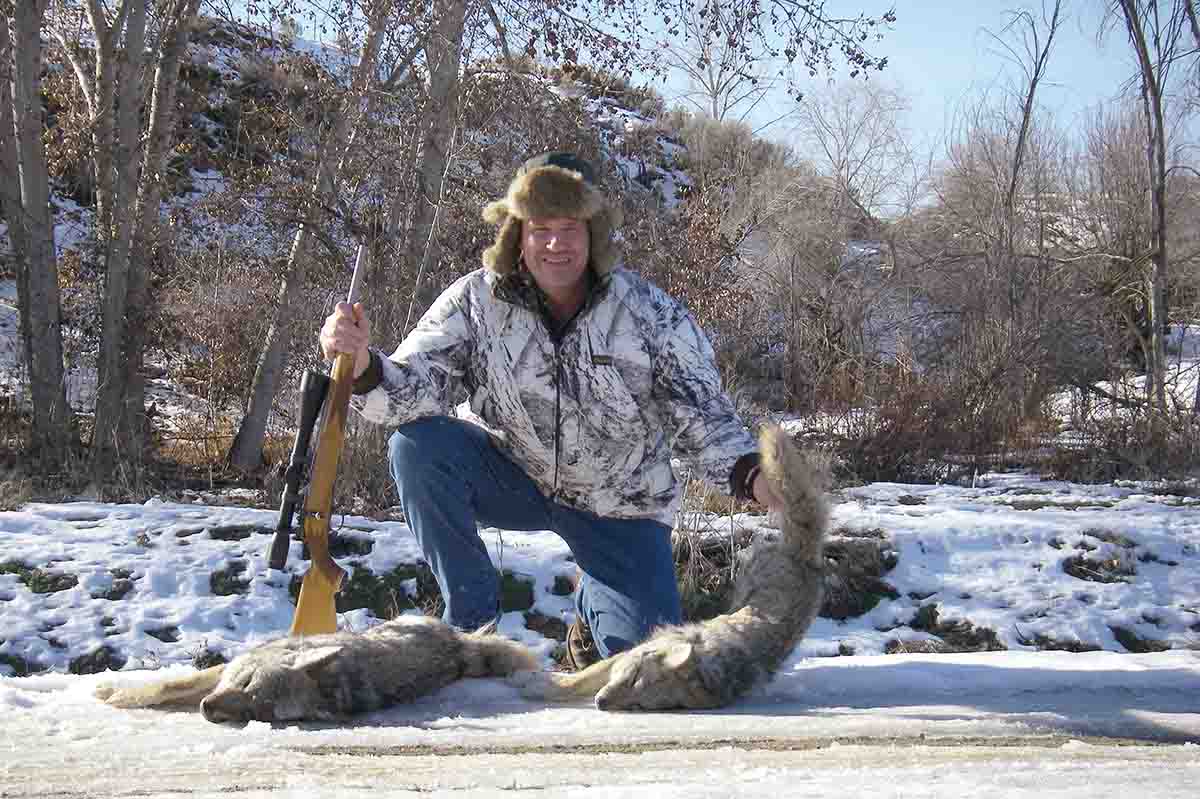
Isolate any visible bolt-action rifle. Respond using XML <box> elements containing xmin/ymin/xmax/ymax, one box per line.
<box><xmin>268</xmin><ymin>246</ymin><xmax>366</xmax><ymax>635</ymax></box>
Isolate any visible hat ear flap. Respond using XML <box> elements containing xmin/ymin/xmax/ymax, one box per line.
<box><xmin>482</xmin><ymin>214</ymin><xmax>523</xmax><ymax>275</ymax></box>
<box><xmin>482</xmin><ymin>199</ymin><xmax>510</xmax><ymax>226</ymax></box>
<box><xmin>587</xmin><ymin>205</ymin><xmax>622</xmax><ymax>277</ymax></box>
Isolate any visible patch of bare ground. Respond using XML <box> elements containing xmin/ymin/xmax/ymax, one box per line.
<box><xmin>1109</xmin><ymin>625</ymin><xmax>1172</xmax><ymax>653</ymax></box>
<box><xmin>1014</xmin><ymin>629</ymin><xmax>1103</xmax><ymax>652</ymax></box>
<box><xmin>887</xmin><ymin>603</ymin><xmax>1006</xmax><ymax>653</ymax></box>
<box><xmin>822</xmin><ymin>526</ymin><xmax>900</xmax><ymax>621</ymax></box>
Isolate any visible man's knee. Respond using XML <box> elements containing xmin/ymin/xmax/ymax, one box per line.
<box><xmin>577</xmin><ymin>574</ymin><xmax>681</xmax><ymax>658</ymax></box>
<box><xmin>388</xmin><ymin>417</ymin><xmax>464</xmax><ymax>478</ymax></box>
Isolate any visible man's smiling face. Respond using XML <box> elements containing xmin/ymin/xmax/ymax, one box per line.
<box><xmin>521</xmin><ymin>216</ymin><xmax>590</xmax><ymax>298</ymax></box>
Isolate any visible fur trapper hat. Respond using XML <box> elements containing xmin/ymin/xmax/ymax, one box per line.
<box><xmin>482</xmin><ymin>151</ymin><xmax>623</xmax><ymax>277</ymax></box>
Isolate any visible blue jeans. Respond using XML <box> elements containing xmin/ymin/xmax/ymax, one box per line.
<box><xmin>388</xmin><ymin>416</ymin><xmax>682</xmax><ymax>658</ymax></box>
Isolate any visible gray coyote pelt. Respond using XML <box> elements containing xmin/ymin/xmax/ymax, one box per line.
<box><xmin>94</xmin><ymin>615</ymin><xmax>537</xmax><ymax>723</ymax></box>
<box><xmin>515</xmin><ymin>424</ymin><xmax>830</xmax><ymax>711</ymax></box>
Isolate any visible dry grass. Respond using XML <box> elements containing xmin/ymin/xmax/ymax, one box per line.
<box><xmin>0</xmin><ymin>475</ymin><xmax>32</xmax><ymax>512</ymax></box>
<box><xmin>672</xmin><ymin>474</ymin><xmax>761</xmax><ymax>622</ymax></box>
<box><xmin>155</xmin><ymin>413</ymin><xmax>238</xmax><ymax>470</ymax></box>
<box><xmin>1062</xmin><ymin>551</ymin><xmax>1138</xmax><ymax>584</ymax></box>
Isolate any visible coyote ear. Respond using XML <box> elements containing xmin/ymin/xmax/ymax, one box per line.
<box><xmin>662</xmin><ymin>643</ymin><xmax>695</xmax><ymax>670</ymax></box>
<box><xmin>293</xmin><ymin>645</ymin><xmax>343</xmax><ymax>676</ymax></box>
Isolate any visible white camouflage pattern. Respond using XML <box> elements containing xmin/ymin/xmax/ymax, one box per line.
<box><xmin>351</xmin><ymin>267</ymin><xmax>756</xmax><ymax>524</ymax></box>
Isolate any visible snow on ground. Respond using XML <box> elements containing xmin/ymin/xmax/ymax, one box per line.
<box><xmin>1</xmin><ymin>475</ymin><xmax>1197</xmax><ymax>675</ymax></box>
<box><xmin>0</xmin><ymin>472</ymin><xmax>1197</xmax><ymax>795</ymax></box>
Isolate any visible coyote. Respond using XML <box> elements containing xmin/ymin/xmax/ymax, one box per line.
<box><xmin>95</xmin><ymin>615</ymin><xmax>537</xmax><ymax>723</ymax></box>
<box><xmin>515</xmin><ymin>424</ymin><xmax>829</xmax><ymax>710</ymax></box>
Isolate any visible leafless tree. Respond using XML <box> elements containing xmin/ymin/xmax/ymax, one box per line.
<box><xmin>657</xmin><ymin>3</ymin><xmax>781</xmax><ymax>125</ymax></box>
<box><xmin>889</xmin><ymin>1</ymin><xmax>1067</xmax><ymax>451</ymax></box>
<box><xmin>401</xmin><ymin>0</ymin><xmax>466</xmax><ymax>314</ymax></box>
<box><xmin>1109</xmin><ymin>0</ymin><xmax>1194</xmax><ymax>419</ymax></box>
<box><xmin>743</xmin><ymin>76</ymin><xmax>924</xmax><ymax>413</ymax></box>
<box><xmin>1</xmin><ymin>0</ymin><xmax>74</xmax><ymax>468</ymax></box>
<box><xmin>791</xmin><ymin>79</ymin><xmax>918</xmax><ymax>222</ymax></box>
<box><xmin>484</xmin><ymin>0</ymin><xmax>895</xmax><ymax>105</ymax></box>
<box><xmin>45</xmin><ymin>0</ymin><xmax>203</xmax><ymax>480</ymax></box>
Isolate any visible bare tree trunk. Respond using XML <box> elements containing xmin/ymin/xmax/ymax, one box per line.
<box><xmin>80</xmin><ymin>0</ymin><xmax>124</xmax><ymax>243</ymax></box>
<box><xmin>0</xmin><ymin>7</ymin><xmax>32</xmax><ymax>378</ymax></box>
<box><xmin>1117</xmin><ymin>0</ymin><xmax>1173</xmax><ymax>419</ymax></box>
<box><xmin>80</xmin><ymin>1</ymin><xmax>200</xmax><ymax>480</ymax></box>
<box><xmin>406</xmin><ymin>0</ymin><xmax>465</xmax><ymax>315</ymax></box>
<box><xmin>228</xmin><ymin>225</ymin><xmax>313</xmax><ymax>471</ymax></box>
<box><xmin>91</xmin><ymin>0</ymin><xmax>147</xmax><ymax>474</ymax></box>
<box><xmin>228</xmin><ymin>1</ymin><xmax>392</xmax><ymax>471</ymax></box>
<box><xmin>8</xmin><ymin>0</ymin><xmax>73</xmax><ymax>468</ymax></box>
<box><xmin>118</xmin><ymin>0</ymin><xmax>202</xmax><ymax>448</ymax></box>
<box><xmin>482</xmin><ymin>0</ymin><xmax>514</xmax><ymax>67</ymax></box>
<box><xmin>1143</xmin><ymin>77</ymin><xmax>1169</xmax><ymax>417</ymax></box>
<box><xmin>996</xmin><ymin>3</ymin><xmax>1061</xmax><ymax>352</ymax></box>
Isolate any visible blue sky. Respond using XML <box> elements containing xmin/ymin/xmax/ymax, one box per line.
<box><xmin>856</xmin><ymin>1</ymin><xmax>1136</xmax><ymax>145</ymax></box>
<box><xmin>652</xmin><ymin>1</ymin><xmax>1153</xmax><ymax>153</ymax></box>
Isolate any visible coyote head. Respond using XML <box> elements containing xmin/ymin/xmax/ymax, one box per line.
<box><xmin>200</xmin><ymin>645</ymin><xmax>344</xmax><ymax>723</ymax></box>
<box><xmin>594</xmin><ymin>642</ymin><xmax>718</xmax><ymax>711</ymax></box>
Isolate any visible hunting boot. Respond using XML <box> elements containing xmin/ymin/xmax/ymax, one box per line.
<box><xmin>564</xmin><ymin>615</ymin><xmax>600</xmax><ymax>671</ymax></box>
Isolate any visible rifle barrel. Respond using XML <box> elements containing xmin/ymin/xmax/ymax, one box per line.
<box><xmin>268</xmin><ymin>369</ymin><xmax>331</xmax><ymax>571</ymax></box>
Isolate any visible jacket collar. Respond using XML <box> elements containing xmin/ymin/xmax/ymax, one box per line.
<box><xmin>492</xmin><ymin>266</ymin><xmax>612</xmax><ymax>321</ymax></box>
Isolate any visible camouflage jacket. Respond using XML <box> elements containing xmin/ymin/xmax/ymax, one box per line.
<box><xmin>350</xmin><ymin>267</ymin><xmax>757</xmax><ymax>524</ymax></box>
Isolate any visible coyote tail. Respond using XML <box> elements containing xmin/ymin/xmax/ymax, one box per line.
<box><xmin>95</xmin><ymin>664</ymin><xmax>226</xmax><ymax>709</ymax></box>
<box><xmin>758</xmin><ymin>423</ymin><xmax>830</xmax><ymax>565</ymax></box>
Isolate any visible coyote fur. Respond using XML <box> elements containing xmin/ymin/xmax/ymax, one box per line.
<box><xmin>515</xmin><ymin>424</ymin><xmax>829</xmax><ymax>710</ymax></box>
<box><xmin>94</xmin><ymin>615</ymin><xmax>537</xmax><ymax>723</ymax></box>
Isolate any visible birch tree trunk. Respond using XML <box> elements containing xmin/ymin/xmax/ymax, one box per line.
<box><xmin>406</xmin><ymin>0</ymin><xmax>465</xmax><ymax>316</ymax></box>
<box><xmin>227</xmin><ymin>1</ymin><xmax>392</xmax><ymax>471</ymax></box>
<box><xmin>7</xmin><ymin>0</ymin><xmax>73</xmax><ymax>468</ymax></box>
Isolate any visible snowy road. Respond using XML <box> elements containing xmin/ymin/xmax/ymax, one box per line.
<box><xmin>3</xmin><ymin>653</ymin><xmax>1198</xmax><ymax>798</ymax></box>
<box><xmin>5</xmin><ymin>738</ymin><xmax>1197</xmax><ymax>798</ymax></box>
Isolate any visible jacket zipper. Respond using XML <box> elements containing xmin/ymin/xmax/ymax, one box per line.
<box><xmin>536</xmin><ymin>273</ymin><xmax>605</xmax><ymax>504</ymax></box>
<box><xmin>551</xmin><ymin>338</ymin><xmax>562</xmax><ymax>501</ymax></box>
<box><xmin>547</xmin><ymin>309</ymin><xmax>584</xmax><ymax>503</ymax></box>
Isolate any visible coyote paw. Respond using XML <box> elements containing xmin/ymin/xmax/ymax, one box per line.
<box><xmin>507</xmin><ymin>670</ymin><xmax>554</xmax><ymax>699</ymax></box>
<box><xmin>506</xmin><ymin>668</ymin><xmax>604</xmax><ymax>703</ymax></box>
<box><xmin>95</xmin><ymin>684</ymin><xmax>147</xmax><ymax>708</ymax></box>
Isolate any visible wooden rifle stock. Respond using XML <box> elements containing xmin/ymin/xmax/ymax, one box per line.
<box><xmin>288</xmin><ymin>350</ymin><xmax>354</xmax><ymax>636</ymax></box>
<box><xmin>287</xmin><ymin>245</ymin><xmax>367</xmax><ymax>636</ymax></box>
